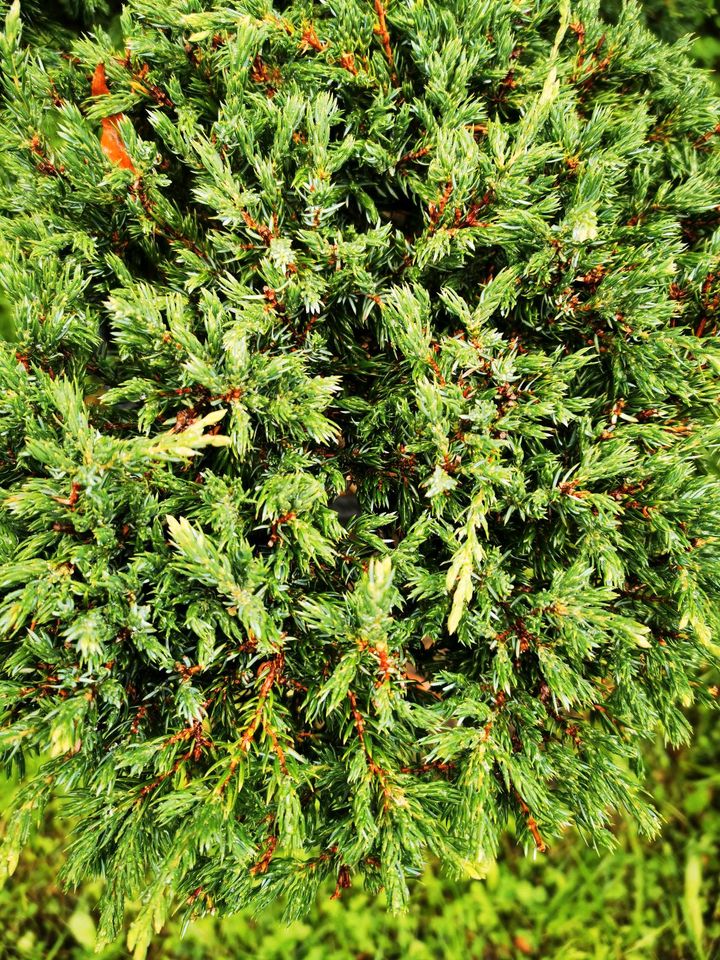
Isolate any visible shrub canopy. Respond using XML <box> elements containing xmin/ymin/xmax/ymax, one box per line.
<box><xmin>1</xmin><ymin>0</ymin><xmax>720</xmax><ymax>949</ymax></box>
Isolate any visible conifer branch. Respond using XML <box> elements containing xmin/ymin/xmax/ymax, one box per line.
<box><xmin>0</xmin><ymin>0</ymin><xmax>719</xmax><ymax>942</ymax></box>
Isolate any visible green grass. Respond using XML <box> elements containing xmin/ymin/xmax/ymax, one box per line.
<box><xmin>1</xmin><ymin>711</ymin><xmax>719</xmax><ymax>960</ymax></box>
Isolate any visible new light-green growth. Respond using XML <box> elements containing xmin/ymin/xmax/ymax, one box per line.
<box><xmin>1</xmin><ymin>0</ymin><xmax>719</xmax><ymax>951</ymax></box>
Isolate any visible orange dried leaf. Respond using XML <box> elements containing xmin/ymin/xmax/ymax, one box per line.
<box><xmin>100</xmin><ymin>120</ymin><xmax>136</xmax><ymax>171</ymax></box>
<box><xmin>91</xmin><ymin>62</ymin><xmax>111</xmax><ymax>97</ymax></box>
<box><xmin>91</xmin><ymin>62</ymin><xmax>137</xmax><ymax>173</ymax></box>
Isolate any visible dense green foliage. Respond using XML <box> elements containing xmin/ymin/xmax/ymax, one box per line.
<box><xmin>2</xmin><ymin>714</ymin><xmax>719</xmax><ymax>959</ymax></box>
<box><xmin>1</xmin><ymin>0</ymin><xmax>720</xmax><ymax>951</ymax></box>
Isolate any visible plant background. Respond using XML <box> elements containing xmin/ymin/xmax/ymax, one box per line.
<box><xmin>1</xmin><ymin>1</ymin><xmax>720</xmax><ymax>957</ymax></box>
<box><xmin>0</xmin><ymin>712</ymin><xmax>718</xmax><ymax>960</ymax></box>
